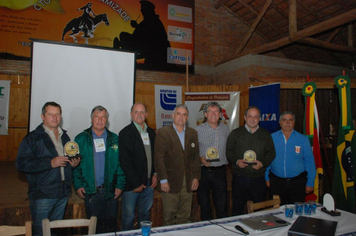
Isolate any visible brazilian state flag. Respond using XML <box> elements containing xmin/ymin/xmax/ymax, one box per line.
<box><xmin>332</xmin><ymin>75</ymin><xmax>356</xmax><ymax>213</ymax></box>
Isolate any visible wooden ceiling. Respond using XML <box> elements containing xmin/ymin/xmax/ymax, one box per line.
<box><xmin>215</xmin><ymin>0</ymin><xmax>356</xmax><ymax>71</ymax></box>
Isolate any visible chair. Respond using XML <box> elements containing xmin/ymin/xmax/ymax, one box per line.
<box><xmin>0</xmin><ymin>221</ymin><xmax>32</xmax><ymax>236</ymax></box>
<box><xmin>42</xmin><ymin>216</ymin><xmax>97</xmax><ymax>236</ymax></box>
<box><xmin>246</xmin><ymin>195</ymin><xmax>281</xmax><ymax>213</ymax></box>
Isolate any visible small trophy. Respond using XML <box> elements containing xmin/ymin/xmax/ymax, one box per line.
<box><xmin>64</xmin><ymin>141</ymin><xmax>81</xmax><ymax>160</ymax></box>
<box><xmin>206</xmin><ymin>147</ymin><xmax>220</xmax><ymax>162</ymax></box>
<box><xmin>243</xmin><ymin>150</ymin><xmax>257</xmax><ymax>165</ymax></box>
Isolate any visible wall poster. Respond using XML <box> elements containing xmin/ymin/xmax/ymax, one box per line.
<box><xmin>0</xmin><ymin>0</ymin><xmax>194</xmax><ymax>72</ymax></box>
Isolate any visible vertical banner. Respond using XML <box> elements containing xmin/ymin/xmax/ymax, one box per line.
<box><xmin>0</xmin><ymin>80</ymin><xmax>11</xmax><ymax>135</ymax></box>
<box><xmin>302</xmin><ymin>81</ymin><xmax>323</xmax><ymax>202</ymax></box>
<box><xmin>332</xmin><ymin>75</ymin><xmax>356</xmax><ymax>213</ymax></box>
<box><xmin>185</xmin><ymin>92</ymin><xmax>240</xmax><ymax>131</ymax></box>
<box><xmin>155</xmin><ymin>85</ymin><xmax>182</xmax><ymax>129</ymax></box>
<box><xmin>249</xmin><ymin>83</ymin><xmax>280</xmax><ymax>133</ymax></box>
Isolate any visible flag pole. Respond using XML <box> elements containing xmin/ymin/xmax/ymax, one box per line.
<box><xmin>186</xmin><ymin>51</ymin><xmax>189</xmax><ymax>92</ymax></box>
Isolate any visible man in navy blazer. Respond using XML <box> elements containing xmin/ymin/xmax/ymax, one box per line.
<box><xmin>154</xmin><ymin>104</ymin><xmax>201</xmax><ymax>225</ymax></box>
<box><xmin>119</xmin><ymin>103</ymin><xmax>157</xmax><ymax>230</ymax></box>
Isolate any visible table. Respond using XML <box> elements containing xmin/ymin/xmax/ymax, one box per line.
<box><xmin>92</xmin><ymin>206</ymin><xmax>356</xmax><ymax>236</ymax></box>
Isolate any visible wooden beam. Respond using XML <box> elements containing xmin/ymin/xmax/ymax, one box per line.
<box><xmin>326</xmin><ymin>27</ymin><xmax>343</xmax><ymax>43</ymax></box>
<box><xmin>216</xmin><ymin>9</ymin><xmax>356</xmax><ymax>65</ymax></box>
<box><xmin>215</xmin><ymin>0</ymin><xmax>230</xmax><ymax>9</ymax></box>
<box><xmin>289</xmin><ymin>0</ymin><xmax>297</xmax><ymax>37</ymax></box>
<box><xmin>300</xmin><ymin>38</ymin><xmax>356</xmax><ymax>54</ymax></box>
<box><xmin>236</xmin><ymin>0</ymin><xmax>274</xmax><ymax>54</ymax></box>
<box><xmin>348</xmin><ymin>24</ymin><xmax>354</xmax><ymax>47</ymax></box>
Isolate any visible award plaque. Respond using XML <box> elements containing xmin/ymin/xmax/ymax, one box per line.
<box><xmin>206</xmin><ymin>147</ymin><xmax>220</xmax><ymax>162</ymax></box>
<box><xmin>64</xmin><ymin>141</ymin><xmax>81</xmax><ymax>160</ymax></box>
<box><xmin>243</xmin><ymin>150</ymin><xmax>257</xmax><ymax>165</ymax></box>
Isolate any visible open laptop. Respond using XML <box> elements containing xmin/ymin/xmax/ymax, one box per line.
<box><xmin>288</xmin><ymin>216</ymin><xmax>337</xmax><ymax>236</ymax></box>
<box><xmin>240</xmin><ymin>214</ymin><xmax>290</xmax><ymax>231</ymax></box>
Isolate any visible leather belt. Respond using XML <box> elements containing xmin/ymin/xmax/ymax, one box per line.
<box><xmin>270</xmin><ymin>171</ymin><xmax>307</xmax><ymax>181</ymax></box>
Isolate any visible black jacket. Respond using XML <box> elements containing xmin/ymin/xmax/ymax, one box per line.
<box><xmin>16</xmin><ymin>124</ymin><xmax>72</xmax><ymax>200</ymax></box>
<box><xmin>119</xmin><ymin>122</ymin><xmax>155</xmax><ymax>191</ymax></box>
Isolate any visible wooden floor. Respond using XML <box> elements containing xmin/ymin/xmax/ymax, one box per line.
<box><xmin>1</xmin><ymin>161</ymin><xmax>235</xmax><ymax>229</ymax></box>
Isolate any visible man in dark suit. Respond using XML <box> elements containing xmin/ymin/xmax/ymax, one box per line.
<box><xmin>119</xmin><ymin>103</ymin><xmax>157</xmax><ymax>230</ymax></box>
<box><xmin>154</xmin><ymin>104</ymin><xmax>201</xmax><ymax>225</ymax></box>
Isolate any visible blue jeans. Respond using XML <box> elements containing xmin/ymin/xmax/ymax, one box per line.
<box><xmin>30</xmin><ymin>197</ymin><xmax>68</xmax><ymax>236</ymax></box>
<box><xmin>121</xmin><ymin>180</ymin><xmax>154</xmax><ymax>231</ymax></box>
<box><xmin>84</xmin><ymin>188</ymin><xmax>118</xmax><ymax>234</ymax></box>
<box><xmin>232</xmin><ymin>173</ymin><xmax>267</xmax><ymax>215</ymax></box>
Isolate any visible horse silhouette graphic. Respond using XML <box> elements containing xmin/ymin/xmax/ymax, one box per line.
<box><xmin>62</xmin><ymin>13</ymin><xmax>110</xmax><ymax>44</ymax></box>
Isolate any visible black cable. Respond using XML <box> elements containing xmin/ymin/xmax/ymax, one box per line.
<box><xmin>208</xmin><ymin>220</ymin><xmax>246</xmax><ymax>235</ymax></box>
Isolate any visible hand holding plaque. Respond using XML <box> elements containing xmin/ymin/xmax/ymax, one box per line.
<box><xmin>206</xmin><ymin>147</ymin><xmax>220</xmax><ymax>162</ymax></box>
<box><xmin>64</xmin><ymin>141</ymin><xmax>81</xmax><ymax>160</ymax></box>
<box><xmin>243</xmin><ymin>150</ymin><xmax>257</xmax><ymax>165</ymax></box>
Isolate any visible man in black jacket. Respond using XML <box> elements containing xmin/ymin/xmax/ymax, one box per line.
<box><xmin>119</xmin><ymin>102</ymin><xmax>156</xmax><ymax>230</ymax></box>
<box><xmin>16</xmin><ymin>101</ymin><xmax>80</xmax><ymax>236</ymax></box>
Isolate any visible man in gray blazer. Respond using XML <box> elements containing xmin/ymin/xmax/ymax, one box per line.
<box><xmin>154</xmin><ymin>104</ymin><xmax>201</xmax><ymax>225</ymax></box>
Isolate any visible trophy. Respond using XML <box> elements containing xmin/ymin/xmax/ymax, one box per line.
<box><xmin>206</xmin><ymin>147</ymin><xmax>220</xmax><ymax>162</ymax></box>
<box><xmin>64</xmin><ymin>141</ymin><xmax>81</xmax><ymax>160</ymax></box>
<box><xmin>243</xmin><ymin>150</ymin><xmax>257</xmax><ymax>165</ymax></box>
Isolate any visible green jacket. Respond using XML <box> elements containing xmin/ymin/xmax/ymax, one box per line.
<box><xmin>73</xmin><ymin>127</ymin><xmax>125</xmax><ymax>199</ymax></box>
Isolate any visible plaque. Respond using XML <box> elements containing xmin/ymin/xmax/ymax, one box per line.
<box><xmin>64</xmin><ymin>141</ymin><xmax>81</xmax><ymax>160</ymax></box>
<box><xmin>206</xmin><ymin>147</ymin><xmax>220</xmax><ymax>162</ymax></box>
<box><xmin>243</xmin><ymin>150</ymin><xmax>257</xmax><ymax>165</ymax></box>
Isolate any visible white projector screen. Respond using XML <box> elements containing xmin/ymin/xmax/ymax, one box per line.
<box><xmin>30</xmin><ymin>40</ymin><xmax>135</xmax><ymax>139</ymax></box>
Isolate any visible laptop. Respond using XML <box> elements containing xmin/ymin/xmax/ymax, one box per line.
<box><xmin>288</xmin><ymin>216</ymin><xmax>338</xmax><ymax>236</ymax></box>
<box><xmin>240</xmin><ymin>214</ymin><xmax>290</xmax><ymax>231</ymax></box>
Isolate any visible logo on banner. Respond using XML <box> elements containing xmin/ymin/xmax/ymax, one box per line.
<box><xmin>260</xmin><ymin>113</ymin><xmax>277</xmax><ymax>121</ymax></box>
<box><xmin>160</xmin><ymin>89</ymin><xmax>178</xmax><ymax>111</ymax></box>
<box><xmin>168</xmin><ymin>5</ymin><xmax>192</xmax><ymax>23</ymax></box>
<box><xmin>0</xmin><ymin>87</ymin><xmax>4</xmax><ymax>97</ymax></box>
<box><xmin>168</xmin><ymin>26</ymin><xmax>192</xmax><ymax>44</ymax></box>
<box><xmin>167</xmin><ymin>48</ymin><xmax>192</xmax><ymax>65</ymax></box>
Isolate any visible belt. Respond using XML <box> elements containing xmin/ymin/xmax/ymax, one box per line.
<box><xmin>270</xmin><ymin>171</ymin><xmax>307</xmax><ymax>181</ymax></box>
<box><xmin>202</xmin><ymin>165</ymin><xmax>225</xmax><ymax>171</ymax></box>
<box><xmin>96</xmin><ymin>184</ymin><xmax>104</xmax><ymax>190</ymax></box>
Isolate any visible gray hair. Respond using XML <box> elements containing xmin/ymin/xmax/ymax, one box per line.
<box><xmin>204</xmin><ymin>101</ymin><xmax>222</xmax><ymax>113</ymax></box>
<box><xmin>279</xmin><ymin>111</ymin><xmax>295</xmax><ymax>121</ymax></box>
<box><xmin>90</xmin><ymin>105</ymin><xmax>109</xmax><ymax>118</ymax></box>
<box><xmin>130</xmin><ymin>102</ymin><xmax>147</xmax><ymax>112</ymax></box>
<box><xmin>173</xmin><ymin>104</ymin><xmax>189</xmax><ymax>114</ymax></box>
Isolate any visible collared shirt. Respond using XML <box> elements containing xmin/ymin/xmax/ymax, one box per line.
<box><xmin>92</xmin><ymin>128</ymin><xmax>107</xmax><ymax>187</ymax></box>
<box><xmin>245</xmin><ymin>124</ymin><xmax>259</xmax><ymax>133</ymax></box>
<box><xmin>265</xmin><ymin>129</ymin><xmax>316</xmax><ymax>187</ymax></box>
<box><xmin>195</xmin><ymin>122</ymin><xmax>230</xmax><ymax>167</ymax></box>
<box><xmin>43</xmin><ymin>124</ymin><xmax>64</xmax><ymax>156</ymax></box>
<box><xmin>173</xmin><ymin>123</ymin><xmax>186</xmax><ymax>150</ymax></box>
<box><xmin>133</xmin><ymin>121</ymin><xmax>152</xmax><ymax>178</ymax></box>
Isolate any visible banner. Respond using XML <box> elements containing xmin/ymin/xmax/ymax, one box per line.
<box><xmin>185</xmin><ymin>92</ymin><xmax>240</xmax><ymax>131</ymax></box>
<box><xmin>249</xmin><ymin>83</ymin><xmax>280</xmax><ymax>133</ymax></box>
<box><xmin>302</xmin><ymin>81</ymin><xmax>323</xmax><ymax>202</ymax></box>
<box><xmin>155</xmin><ymin>85</ymin><xmax>182</xmax><ymax>129</ymax></box>
<box><xmin>0</xmin><ymin>0</ymin><xmax>194</xmax><ymax>72</ymax></box>
<box><xmin>0</xmin><ymin>80</ymin><xmax>10</xmax><ymax>135</ymax></box>
<box><xmin>332</xmin><ymin>75</ymin><xmax>356</xmax><ymax>213</ymax></box>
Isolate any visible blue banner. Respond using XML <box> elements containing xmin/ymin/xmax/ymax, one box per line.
<box><xmin>249</xmin><ymin>83</ymin><xmax>280</xmax><ymax>133</ymax></box>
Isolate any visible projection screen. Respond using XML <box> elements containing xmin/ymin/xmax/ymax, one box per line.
<box><xmin>30</xmin><ymin>40</ymin><xmax>135</xmax><ymax>139</ymax></box>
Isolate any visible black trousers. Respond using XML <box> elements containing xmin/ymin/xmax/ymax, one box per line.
<box><xmin>269</xmin><ymin>171</ymin><xmax>307</xmax><ymax>205</ymax></box>
<box><xmin>197</xmin><ymin>165</ymin><xmax>228</xmax><ymax>220</ymax></box>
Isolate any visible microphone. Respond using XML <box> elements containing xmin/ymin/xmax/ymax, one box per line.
<box><xmin>235</xmin><ymin>225</ymin><xmax>249</xmax><ymax>235</ymax></box>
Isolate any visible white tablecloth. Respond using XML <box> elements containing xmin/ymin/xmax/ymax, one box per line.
<box><xmin>92</xmin><ymin>206</ymin><xmax>356</xmax><ymax>236</ymax></box>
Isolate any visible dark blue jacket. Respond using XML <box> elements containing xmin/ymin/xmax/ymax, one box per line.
<box><xmin>16</xmin><ymin>124</ymin><xmax>72</xmax><ymax>200</ymax></box>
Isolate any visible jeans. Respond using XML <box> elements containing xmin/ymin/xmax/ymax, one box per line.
<box><xmin>84</xmin><ymin>188</ymin><xmax>118</xmax><ymax>234</ymax></box>
<box><xmin>232</xmin><ymin>173</ymin><xmax>267</xmax><ymax>215</ymax></box>
<box><xmin>30</xmin><ymin>197</ymin><xmax>68</xmax><ymax>236</ymax></box>
<box><xmin>121</xmin><ymin>180</ymin><xmax>154</xmax><ymax>231</ymax></box>
<box><xmin>197</xmin><ymin>166</ymin><xmax>228</xmax><ymax>220</ymax></box>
